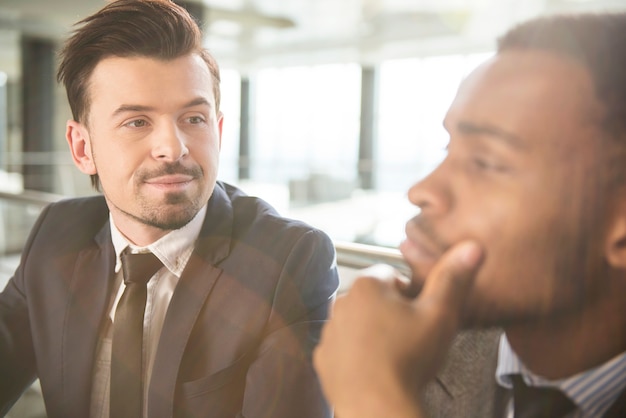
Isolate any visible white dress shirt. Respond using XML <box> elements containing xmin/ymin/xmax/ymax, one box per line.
<box><xmin>90</xmin><ymin>206</ymin><xmax>207</xmax><ymax>418</ymax></box>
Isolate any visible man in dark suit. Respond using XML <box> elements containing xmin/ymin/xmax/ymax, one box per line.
<box><xmin>314</xmin><ymin>12</ymin><xmax>626</xmax><ymax>418</ymax></box>
<box><xmin>0</xmin><ymin>1</ymin><xmax>338</xmax><ymax>417</ymax></box>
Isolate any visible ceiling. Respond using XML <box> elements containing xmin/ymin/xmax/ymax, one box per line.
<box><xmin>0</xmin><ymin>0</ymin><xmax>625</xmax><ymax>78</ymax></box>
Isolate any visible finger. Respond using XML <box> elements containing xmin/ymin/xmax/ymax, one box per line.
<box><xmin>416</xmin><ymin>240</ymin><xmax>484</xmax><ymax>313</ymax></box>
<box><xmin>352</xmin><ymin>263</ymin><xmax>419</xmax><ymax>298</ymax></box>
<box><xmin>358</xmin><ymin>263</ymin><xmax>401</xmax><ymax>282</ymax></box>
<box><xmin>394</xmin><ymin>275</ymin><xmax>421</xmax><ymax>299</ymax></box>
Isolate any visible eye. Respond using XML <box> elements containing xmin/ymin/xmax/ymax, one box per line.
<box><xmin>187</xmin><ymin>115</ymin><xmax>206</xmax><ymax>124</ymax></box>
<box><xmin>471</xmin><ymin>156</ymin><xmax>509</xmax><ymax>173</ymax></box>
<box><xmin>473</xmin><ymin>157</ymin><xmax>491</xmax><ymax>169</ymax></box>
<box><xmin>125</xmin><ymin>119</ymin><xmax>148</xmax><ymax>128</ymax></box>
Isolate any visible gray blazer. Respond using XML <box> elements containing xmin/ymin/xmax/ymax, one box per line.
<box><xmin>422</xmin><ymin>329</ymin><xmax>503</xmax><ymax>418</ymax></box>
<box><xmin>422</xmin><ymin>329</ymin><xmax>626</xmax><ymax>418</ymax></box>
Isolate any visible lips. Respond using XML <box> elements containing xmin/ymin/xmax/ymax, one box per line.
<box><xmin>145</xmin><ymin>174</ymin><xmax>195</xmax><ymax>185</ymax></box>
<box><xmin>138</xmin><ymin>163</ymin><xmax>203</xmax><ymax>189</ymax></box>
<box><xmin>400</xmin><ymin>217</ymin><xmax>447</xmax><ymax>275</ymax></box>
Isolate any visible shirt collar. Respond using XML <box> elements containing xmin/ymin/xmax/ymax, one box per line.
<box><xmin>496</xmin><ymin>333</ymin><xmax>626</xmax><ymax>417</ymax></box>
<box><xmin>110</xmin><ymin>205</ymin><xmax>207</xmax><ymax>277</ymax></box>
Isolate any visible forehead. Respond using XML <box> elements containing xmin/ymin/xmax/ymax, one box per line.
<box><xmin>87</xmin><ymin>54</ymin><xmax>215</xmax><ymax>111</ymax></box>
<box><xmin>446</xmin><ymin>50</ymin><xmax>604</xmax><ymax>153</ymax></box>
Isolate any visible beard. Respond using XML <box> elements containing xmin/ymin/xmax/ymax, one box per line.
<box><xmin>407</xmin><ymin>209</ymin><xmax>601</xmax><ymax>331</ymax></box>
<box><xmin>132</xmin><ymin>192</ymin><xmax>203</xmax><ymax>231</ymax></box>
<box><xmin>104</xmin><ymin>161</ymin><xmax>213</xmax><ymax>232</ymax></box>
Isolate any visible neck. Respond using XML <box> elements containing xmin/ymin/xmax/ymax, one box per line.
<box><xmin>114</xmin><ymin>217</ymin><xmax>170</xmax><ymax>247</ymax></box>
<box><xmin>505</xmin><ymin>290</ymin><xmax>626</xmax><ymax>379</ymax></box>
<box><xmin>107</xmin><ymin>201</ymin><xmax>171</xmax><ymax>247</ymax></box>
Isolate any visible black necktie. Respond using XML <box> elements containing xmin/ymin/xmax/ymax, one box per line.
<box><xmin>110</xmin><ymin>250</ymin><xmax>162</xmax><ymax>418</ymax></box>
<box><xmin>512</xmin><ymin>374</ymin><xmax>576</xmax><ymax>418</ymax></box>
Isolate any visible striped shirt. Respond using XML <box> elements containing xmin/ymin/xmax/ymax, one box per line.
<box><xmin>495</xmin><ymin>334</ymin><xmax>626</xmax><ymax>418</ymax></box>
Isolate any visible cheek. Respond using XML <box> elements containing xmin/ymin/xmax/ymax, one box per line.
<box><xmin>193</xmin><ymin>140</ymin><xmax>220</xmax><ymax>170</ymax></box>
<box><xmin>93</xmin><ymin>144</ymin><xmax>142</xmax><ymax>186</ymax></box>
<box><xmin>448</xmin><ymin>188</ymin><xmax>562</xmax><ymax>276</ymax></box>
<box><xmin>472</xmin><ymin>197</ymin><xmax>584</xmax><ymax>297</ymax></box>
<box><xmin>445</xmin><ymin>188</ymin><xmax>518</xmax><ymax>244</ymax></box>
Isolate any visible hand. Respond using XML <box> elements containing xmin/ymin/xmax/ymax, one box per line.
<box><xmin>313</xmin><ymin>240</ymin><xmax>484</xmax><ymax>418</ymax></box>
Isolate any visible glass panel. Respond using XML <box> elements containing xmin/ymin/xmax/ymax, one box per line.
<box><xmin>216</xmin><ymin>68</ymin><xmax>241</xmax><ymax>184</ymax></box>
<box><xmin>0</xmin><ymin>195</ymin><xmax>49</xmax><ymax>288</ymax></box>
<box><xmin>253</xmin><ymin>63</ymin><xmax>361</xmax><ymax>185</ymax></box>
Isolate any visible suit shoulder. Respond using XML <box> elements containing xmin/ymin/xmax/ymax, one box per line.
<box><xmin>221</xmin><ymin>182</ymin><xmax>322</xmax><ymax>231</ymax></box>
<box><xmin>236</xmin><ymin>193</ymin><xmax>330</xmax><ymax>245</ymax></box>
<box><xmin>34</xmin><ymin>195</ymin><xmax>109</xmax><ymax>241</ymax></box>
<box><xmin>219</xmin><ymin>181</ymin><xmax>334</xmax><ymax>253</ymax></box>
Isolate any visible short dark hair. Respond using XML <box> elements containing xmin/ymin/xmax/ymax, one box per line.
<box><xmin>497</xmin><ymin>13</ymin><xmax>626</xmax><ymax>142</ymax></box>
<box><xmin>57</xmin><ymin>0</ymin><xmax>221</xmax><ymax>191</ymax></box>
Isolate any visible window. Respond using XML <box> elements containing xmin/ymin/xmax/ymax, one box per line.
<box><xmin>219</xmin><ymin>54</ymin><xmax>494</xmax><ymax>247</ymax></box>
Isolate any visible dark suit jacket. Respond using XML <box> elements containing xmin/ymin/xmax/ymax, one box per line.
<box><xmin>422</xmin><ymin>329</ymin><xmax>626</xmax><ymax>418</ymax></box>
<box><xmin>0</xmin><ymin>181</ymin><xmax>339</xmax><ymax>418</ymax></box>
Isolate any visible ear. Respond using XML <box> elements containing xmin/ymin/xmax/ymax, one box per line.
<box><xmin>66</xmin><ymin>120</ymin><xmax>97</xmax><ymax>175</ymax></box>
<box><xmin>217</xmin><ymin>111</ymin><xmax>224</xmax><ymax>151</ymax></box>
<box><xmin>605</xmin><ymin>196</ymin><xmax>626</xmax><ymax>269</ymax></box>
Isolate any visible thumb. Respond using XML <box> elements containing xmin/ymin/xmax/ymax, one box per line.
<box><xmin>416</xmin><ymin>240</ymin><xmax>484</xmax><ymax>317</ymax></box>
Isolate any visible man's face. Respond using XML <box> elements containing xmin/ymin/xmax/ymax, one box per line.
<box><xmin>69</xmin><ymin>54</ymin><xmax>222</xmax><ymax>243</ymax></box>
<box><xmin>400</xmin><ymin>50</ymin><xmax>614</xmax><ymax>327</ymax></box>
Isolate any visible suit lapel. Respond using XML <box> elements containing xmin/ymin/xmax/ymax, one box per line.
<box><xmin>147</xmin><ymin>184</ymin><xmax>234</xmax><ymax>418</ymax></box>
<box><xmin>62</xmin><ymin>222</ymin><xmax>116</xmax><ymax>417</ymax></box>
<box><xmin>436</xmin><ymin>328</ymin><xmax>501</xmax><ymax>395</ymax></box>
<box><xmin>147</xmin><ymin>255</ymin><xmax>223</xmax><ymax>418</ymax></box>
<box><xmin>425</xmin><ymin>328</ymin><xmax>502</xmax><ymax>418</ymax></box>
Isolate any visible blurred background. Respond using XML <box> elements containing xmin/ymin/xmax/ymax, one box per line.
<box><xmin>1</xmin><ymin>0</ymin><xmax>625</xmax><ymax>280</ymax></box>
<box><xmin>1</xmin><ymin>1</ymin><xmax>626</xmax><ymax>415</ymax></box>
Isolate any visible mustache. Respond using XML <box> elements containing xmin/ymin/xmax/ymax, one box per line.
<box><xmin>136</xmin><ymin>162</ymin><xmax>203</xmax><ymax>182</ymax></box>
<box><xmin>407</xmin><ymin>215</ymin><xmax>451</xmax><ymax>255</ymax></box>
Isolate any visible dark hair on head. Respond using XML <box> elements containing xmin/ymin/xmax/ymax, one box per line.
<box><xmin>497</xmin><ymin>12</ymin><xmax>626</xmax><ymax>141</ymax></box>
<box><xmin>57</xmin><ymin>0</ymin><xmax>220</xmax><ymax>123</ymax></box>
<box><xmin>57</xmin><ymin>0</ymin><xmax>221</xmax><ymax>191</ymax></box>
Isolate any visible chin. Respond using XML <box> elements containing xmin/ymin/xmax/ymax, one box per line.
<box><xmin>141</xmin><ymin>204</ymin><xmax>200</xmax><ymax>231</ymax></box>
<box><xmin>453</xmin><ymin>291</ymin><xmax>505</xmax><ymax>329</ymax></box>
<box><xmin>458</xmin><ymin>299</ymin><xmax>549</xmax><ymax>330</ymax></box>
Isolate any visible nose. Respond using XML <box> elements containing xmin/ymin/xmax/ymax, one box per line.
<box><xmin>151</xmin><ymin>121</ymin><xmax>189</xmax><ymax>162</ymax></box>
<box><xmin>407</xmin><ymin>160</ymin><xmax>451</xmax><ymax>216</ymax></box>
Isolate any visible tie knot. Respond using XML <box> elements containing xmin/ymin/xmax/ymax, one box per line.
<box><xmin>121</xmin><ymin>250</ymin><xmax>163</xmax><ymax>286</ymax></box>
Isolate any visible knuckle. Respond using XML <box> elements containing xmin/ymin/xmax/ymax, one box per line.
<box><xmin>349</xmin><ymin>276</ymin><xmax>384</xmax><ymax>295</ymax></box>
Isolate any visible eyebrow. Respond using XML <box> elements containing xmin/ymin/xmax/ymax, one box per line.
<box><xmin>112</xmin><ymin>97</ymin><xmax>212</xmax><ymax>117</ymax></box>
<box><xmin>444</xmin><ymin>119</ymin><xmax>526</xmax><ymax>150</ymax></box>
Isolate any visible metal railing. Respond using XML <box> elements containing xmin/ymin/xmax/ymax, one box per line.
<box><xmin>0</xmin><ymin>189</ymin><xmax>65</xmax><ymax>207</ymax></box>
<box><xmin>0</xmin><ymin>189</ymin><xmax>409</xmax><ymax>279</ymax></box>
<box><xmin>334</xmin><ymin>240</ymin><xmax>409</xmax><ymax>276</ymax></box>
